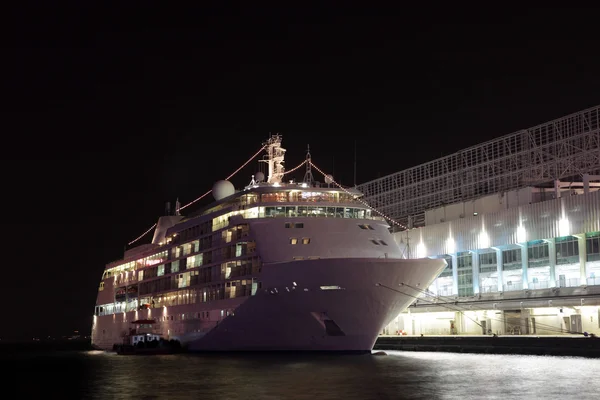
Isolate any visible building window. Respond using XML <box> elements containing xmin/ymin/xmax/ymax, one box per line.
<box><xmin>302</xmin><ymin>238</ymin><xmax>310</xmax><ymax>245</ymax></box>
<box><xmin>478</xmin><ymin>252</ymin><xmax>497</xmax><ymax>273</ymax></box>
<box><xmin>457</xmin><ymin>252</ymin><xmax>473</xmax><ymax>297</ymax></box>
<box><xmin>528</xmin><ymin>241</ymin><xmax>549</xmax><ymax>268</ymax></box>
<box><xmin>379</xmin><ymin>240</ymin><xmax>388</xmax><ymax>246</ymax></box>
<box><xmin>502</xmin><ymin>248</ymin><xmax>522</xmax><ymax>270</ymax></box>
<box><xmin>587</xmin><ymin>232</ymin><xmax>600</xmax><ymax>262</ymax></box>
<box><xmin>290</xmin><ymin>238</ymin><xmax>298</xmax><ymax>245</ymax></box>
<box><xmin>371</xmin><ymin>239</ymin><xmax>380</xmax><ymax>245</ymax></box>
<box><xmin>555</xmin><ymin>236</ymin><xmax>579</xmax><ymax>265</ymax></box>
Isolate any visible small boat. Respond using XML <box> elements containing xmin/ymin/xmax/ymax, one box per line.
<box><xmin>114</xmin><ymin>335</ymin><xmax>183</xmax><ymax>355</ymax></box>
<box><xmin>114</xmin><ymin>320</ymin><xmax>183</xmax><ymax>355</ymax></box>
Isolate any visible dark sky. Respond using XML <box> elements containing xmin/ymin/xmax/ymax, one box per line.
<box><xmin>2</xmin><ymin>4</ymin><xmax>599</xmax><ymax>341</ymax></box>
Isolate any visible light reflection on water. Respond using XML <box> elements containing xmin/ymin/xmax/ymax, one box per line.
<box><xmin>5</xmin><ymin>350</ymin><xmax>600</xmax><ymax>399</ymax></box>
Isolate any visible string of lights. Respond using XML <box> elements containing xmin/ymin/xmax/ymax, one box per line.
<box><xmin>282</xmin><ymin>159</ymin><xmax>307</xmax><ymax>176</ymax></box>
<box><xmin>127</xmin><ymin>223</ymin><xmax>157</xmax><ymax>246</ymax></box>
<box><xmin>126</xmin><ymin>147</ymin><xmax>309</xmax><ymax>246</ymax></box>
<box><xmin>309</xmin><ymin>160</ymin><xmax>408</xmax><ymax>230</ymax></box>
<box><xmin>180</xmin><ymin>144</ymin><xmax>268</xmax><ymax>211</ymax></box>
<box><xmin>127</xmin><ymin>145</ymin><xmax>266</xmax><ymax>246</ymax></box>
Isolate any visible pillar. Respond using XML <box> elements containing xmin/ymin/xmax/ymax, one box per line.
<box><xmin>472</xmin><ymin>250</ymin><xmax>480</xmax><ymax>294</ymax></box>
<box><xmin>583</xmin><ymin>174</ymin><xmax>590</xmax><ymax>195</ymax></box>
<box><xmin>495</xmin><ymin>247</ymin><xmax>503</xmax><ymax>292</ymax></box>
<box><xmin>554</xmin><ymin>179</ymin><xmax>561</xmax><ymax>198</ymax></box>
<box><xmin>546</xmin><ymin>238</ymin><xmax>557</xmax><ymax>288</ymax></box>
<box><xmin>452</xmin><ymin>253</ymin><xmax>459</xmax><ymax>296</ymax></box>
<box><xmin>576</xmin><ymin>234</ymin><xmax>587</xmax><ymax>285</ymax></box>
<box><xmin>520</xmin><ymin>243</ymin><xmax>529</xmax><ymax>289</ymax></box>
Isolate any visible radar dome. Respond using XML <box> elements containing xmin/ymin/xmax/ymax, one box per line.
<box><xmin>324</xmin><ymin>174</ymin><xmax>334</xmax><ymax>184</ymax></box>
<box><xmin>212</xmin><ymin>180</ymin><xmax>235</xmax><ymax>201</ymax></box>
<box><xmin>255</xmin><ymin>171</ymin><xmax>265</xmax><ymax>182</ymax></box>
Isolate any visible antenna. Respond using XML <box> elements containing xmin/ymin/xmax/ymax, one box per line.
<box><xmin>332</xmin><ymin>156</ymin><xmax>335</xmax><ymax>179</ymax></box>
<box><xmin>353</xmin><ymin>139</ymin><xmax>357</xmax><ymax>187</ymax></box>
<box><xmin>303</xmin><ymin>144</ymin><xmax>314</xmax><ymax>185</ymax></box>
<box><xmin>175</xmin><ymin>198</ymin><xmax>181</xmax><ymax>216</ymax></box>
<box><xmin>165</xmin><ymin>201</ymin><xmax>171</xmax><ymax>216</ymax></box>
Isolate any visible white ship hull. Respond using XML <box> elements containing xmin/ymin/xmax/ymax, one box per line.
<box><xmin>92</xmin><ymin>257</ymin><xmax>445</xmax><ymax>352</ymax></box>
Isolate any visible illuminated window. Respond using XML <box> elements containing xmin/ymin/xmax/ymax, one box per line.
<box><xmin>302</xmin><ymin>238</ymin><xmax>310</xmax><ymax>244</ymax></box>
<box><xmin>172</xmin><ymin>260</ymin><xmax>180</xmax><ymax>273</ymax></box>
<box><xmin>261</xmin><ymin>192</ymin><xmax>288</xmax><ymax>203</ymax></box>
<box><xmin>290</xmin><ymin>238</ymin><xmax>298</xmax><ymax>245</ymax></box>
<box><xmin>320</xmin><ymin>285</ymin><xmax>343</xmax><ymax>290</ymax></box>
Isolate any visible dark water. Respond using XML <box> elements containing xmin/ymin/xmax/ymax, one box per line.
<box><xmin>4</xmin><ymin>349</ymin><xmax>600</xmax><ymax>399</ymax></box>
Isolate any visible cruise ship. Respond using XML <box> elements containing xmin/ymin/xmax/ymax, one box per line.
<box><xmin>91</xmin><ymin>135</ymin><xmax>447</xmax><ymax>352</ymax></box>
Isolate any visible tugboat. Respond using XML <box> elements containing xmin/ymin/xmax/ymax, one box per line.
<box><xmin>114</xmin><ymin>319</ymin><xmax>182</xmax><ymax>355</ymax></box>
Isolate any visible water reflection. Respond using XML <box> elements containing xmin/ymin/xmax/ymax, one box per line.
<box><xmin>5</xmin><ymin>350</ymin><xmax>600</xmax><ymax>399</ymax></box>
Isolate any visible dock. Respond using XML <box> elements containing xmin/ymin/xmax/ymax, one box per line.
<box><xmin>374</xmin><ymin>335</ymin><xmax>600</xmax><ymax>358</ymax></box>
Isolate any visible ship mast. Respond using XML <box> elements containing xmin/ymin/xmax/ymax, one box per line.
<box><xmin>260</xmin><ymin>134</ymin><xmax>286</xmax><ymax>184</ymax></box>
<box><xmin>303</xmin><ymin>144</ymin><xmax>314</xmax><ymax>185</ymax></box>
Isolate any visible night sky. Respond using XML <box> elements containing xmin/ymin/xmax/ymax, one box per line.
<box><xmin>2</xmin><ymin>5</ymin><xmax>600</xmax><ymax>341</ymax></box>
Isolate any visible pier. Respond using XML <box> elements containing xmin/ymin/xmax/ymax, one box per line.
<box><xmin>374</xmin><ymin>335</ymin><xmax>600</xmax><ymax>358</ymax></box>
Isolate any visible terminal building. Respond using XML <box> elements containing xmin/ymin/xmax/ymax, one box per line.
<box><xmin>358</xmin><ymin>105</ymin><xmax>600</xmax><ymax>337</ymax></box>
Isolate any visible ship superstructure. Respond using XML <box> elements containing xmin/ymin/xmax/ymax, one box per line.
<box><xmin>91</xmin><ymin>135</ymin><xmax>446</xmax><ymax>352</ymax></box>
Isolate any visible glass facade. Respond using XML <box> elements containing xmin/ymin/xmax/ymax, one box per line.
<box><xmin>427</xmin><ymin>232</ymin><xmax>600</xmax><ymax>298</ymax></box>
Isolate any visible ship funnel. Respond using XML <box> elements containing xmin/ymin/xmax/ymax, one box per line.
<box><xmin>152</xmin><ymin>215</ymin><xmax>184</xmax><ymax>245</ymax></box>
